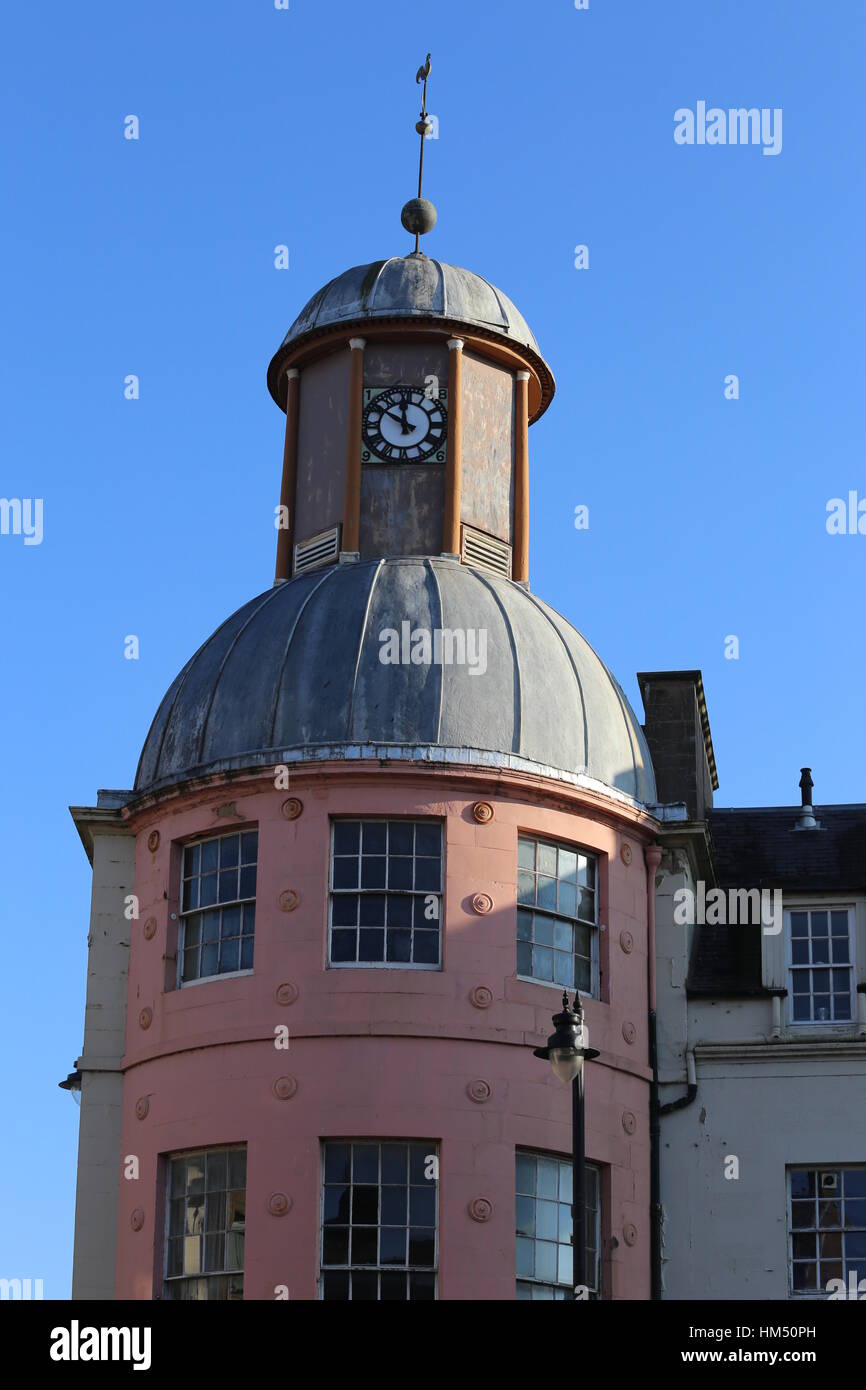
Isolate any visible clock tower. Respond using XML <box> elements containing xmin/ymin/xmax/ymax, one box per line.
<box><xmin>68</xmin><ymin>60</ymin><xmax>657</xmax><ymax>1305</ymax></box>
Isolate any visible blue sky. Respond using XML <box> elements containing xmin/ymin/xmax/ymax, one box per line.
<box><xmin>1</xmin><ymin>0</ymin><xmax>863</xmax><ymax>1296</ymax></box>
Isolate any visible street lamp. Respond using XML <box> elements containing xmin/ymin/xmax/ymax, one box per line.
<box><xmin>534</xmin><ymin>991</ymin><xmax>599</xmax><ymax>1298</ymax></box>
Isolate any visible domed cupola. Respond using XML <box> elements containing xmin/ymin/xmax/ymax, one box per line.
<box><xmin>135</xmin><ymin>558</ymin><xmax>655</xmax><ymax>802</ymax></box>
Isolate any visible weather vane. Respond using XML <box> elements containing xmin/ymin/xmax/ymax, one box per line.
<box><xmin>401</xmin><ymin>53</ymin><xmax>437</xmax><ymax>255</ymax></box>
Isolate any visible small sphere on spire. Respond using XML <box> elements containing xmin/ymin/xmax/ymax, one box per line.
<box><xmin>401</xmin><ymin>197</ymin><xmax>437</xmax><ymax>237</ymax></box>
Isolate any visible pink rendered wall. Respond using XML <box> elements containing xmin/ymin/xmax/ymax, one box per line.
<box><xmin>115</xmin><ymin>765</ymin><xmax>653</xmax><ymax>1300</ymax></box>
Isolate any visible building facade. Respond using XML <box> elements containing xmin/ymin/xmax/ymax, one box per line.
<box><xmin>68</xmin><ymin>252</ymin><xmax>661</xmax><ymax>1300</ymax></box>
<box><xmin>645</xmin><ymin>674</ymin><xmax>866</xmax><ymax>1300</ymax></box>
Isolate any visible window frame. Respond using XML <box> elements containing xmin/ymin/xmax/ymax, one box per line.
<box><xmin>327</xmin><ymin>818</ymin><xmax>444</xmax><ymax>971</ymax></box>
<box><xmin>177</xmin><ymin>828</ymin><xmax>258</xmax><ymax>988</ymax></box>
<box><xmin>516</xmin><ymin>833</ymin><xmax>600</xmax><ymax>999</ymax></box>
<box><xmin>318</xmin><ymin>1139</ymin><xmax>440</xmax><ymax>1300</ymax></box>
<box><xmin>515</xmin><ymin>1148</ymin><xmax>602</xmax><ymax>1300</ymax></box>
<box><xmin>784</xmin><ymin>904</ymin><xmax>856</xmax><ymax>1027</ymax></box>
<box><xmin>162</xmin><ymin>1144</ymin><xmax>247</xmax><ymax>1302</ymax></box>
<box><xmin>786</xmin><ymin>1164</ymin><xmax>866</xmax><ymax>1298</ymax></box>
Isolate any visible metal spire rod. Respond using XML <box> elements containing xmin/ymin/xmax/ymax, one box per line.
<box><xmin>414</xmin><ymin>53</ymin><xmax>432</xmax><ymax>253</ymax></box>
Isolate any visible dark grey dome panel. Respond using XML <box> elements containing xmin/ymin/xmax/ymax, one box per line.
<box><xmin>135</xmin><ymin>559</ymin><xmax>656</xmax><ymax>804</ymax></box>
<box><xmin>278</xmin><ymin>257</ymin><xmax>541</xmax><ymax>357</ymax></box>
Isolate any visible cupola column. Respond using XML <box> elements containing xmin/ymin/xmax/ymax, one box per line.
<box><xmin>341</xmin><ymin>338</ymin><xmax>366</xmax><ymax>560</ymax></box>
<box><xmin>513</xmin><ymin>369</ymin><xmax>530</xmax><ymax>583</ymax></box>
<box><xmin>274</xmin><ymin>368</ymin><xmax>300</xmax><ymax>583</ymax></box>
<box><xmin>442</xmin><ymin>337</ymin><xmax>464</xmax><ymax>557</ymax></box>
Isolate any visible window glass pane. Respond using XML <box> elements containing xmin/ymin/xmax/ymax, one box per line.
<box><xmin>361</xmin><ymin>856</ymin><xmax>387</xmax><ymax>889</ymax></box>
<box><xmin>333</xmin><ymin>822</ymin><xmax>359</xmax><ymax>855</ymax></box>
<box><xmin>538</xmin><ymin>843</ymin><xmax>557</xmax><ymax>876</ymax></box>
<box><xmin>389</xmin><ymin>822</ymin><xmax>413</xmax><ymax>856</ymax></box>
<box><xmin>537</xmin><ymin>1159</ymin><xmax>558</xmax><ymax>1200</ymax></box>
<box><xmin>534</xmin><ymin>916</ymin><xmax>554</xmax><ymax>947</ymax></box>
<box><xmin>517</xmin><ymin>870</ymin><xmax>536</xmax><ymax>905</ymax></box>
<box><xmin>415</xmin><ymin>824</ymin><xmax>440</xmax><ymax>857</ymax></box>
<box><xmin>558</xmin><ymin>882</ymin><xmax>577</xmax><ymax>918</ymax></box>
<box><xmin>537</xmin><ymin>877</ymin><xmax>557</xmax><ymax>911</ymax></box>
<box><xmin>200</xmin><ymin>840</ymin><xmax>219</xmax><ymax>873</ymax></box>
<box><xmin>517</xmin><ymin>838</ymin><xmax>536</xmax><ymax>871</ymax></box>
<box><xmin>363</xmin><ymin>822</ymin><xmax>387</xmax><ymax>854</ymax></box>
<box><xmin>533</xmin><ymin>946</ymin><xmax>554</xmax><ymax>981</ymax></box>
<box><xmin>516</xmin><ymin>1153</ymin><xmax>536</xmax><ymax>1196</ymax></box>
<box><xmin>558</xmin><ymin>849</ymin><xmax>578</xmax><ymax>883</ymax></box>
<box><xmin>554</xmin><ymin>953</ymin><xmax>574</xmax><ymax>988</ymax></box>
<box><xmin>219</xmin><ymin>836</ymin><xmax>239</xmax><ymax>869</ymax></box>
<box><xmin>333</xmin><ymin>858</ymin><xmax>359</xmax><ymax>890</ymax></box>
<box><xmin>359</xmin><ymin>894</ymin><xmax>387</xmax><ymax>930</ymax></box>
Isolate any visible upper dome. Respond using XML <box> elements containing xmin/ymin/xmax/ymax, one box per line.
<box><xmin>135</xmin><ymin>558</ymin><xmax>656</xmax><ymax>804</ymax></box>
<box><xmin>267</xmin><ymin>257</ymin><xmax>555</xmax><ymax>415</ymax></box>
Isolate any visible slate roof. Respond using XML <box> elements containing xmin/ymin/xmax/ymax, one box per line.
<box><xmin>688</xmin><ymin>805</ymin><xmax>866</xmax><ymax>996</ymax></box>
<box><xmin>134</xmin><ymin>556</ymin><xmax>656</xmax><ymax>803</ymax></box>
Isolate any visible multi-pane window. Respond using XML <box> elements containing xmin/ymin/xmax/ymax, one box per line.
<box><xmin>164</xmin><ymin>1147</ymin><xmax>246</xmax><ymax>1300</ymax></box>
<box><xmin>180</xmin><ymin>830</ymin><xmax>258</xmax><ymax>983</ymax></box>
<box><xmin>329</xmin><ymin>821</ymin><xmax>442</xmax><ymax>968</ymax></box>
<box><xmin>515</xmin><ymin>1151</ymin><xmax>601</xmax><ymax>1299</ymax></box>
<box><xmin>787</xmin><ymin>908</ymin><xmax>853</xmax><ymax>1023</ymax></box>
<box><xmin>789</xmin><ymin>1167</ymin><xmax>866</xmax><ymax>1295</ymax></box>
<box><xmin>517</xmin><ymin>836</ymin><xmax>598</xmax><ymax>994</ymax></box>
<box><xmin>320</xmin><ymin>1141</ymin><xmax>437</xmax><ymax>1300</ymax></box>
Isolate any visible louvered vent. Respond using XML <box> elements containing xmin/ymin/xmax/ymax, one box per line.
<box><xmin>293</xmin><ymin>525</ymin><xmax>340</xmax><ymax>575</ymax></box>
<box><xmin>461</xmin><ymin>526</ymin><xmax>512</xmax><ymax>579</ymax></box>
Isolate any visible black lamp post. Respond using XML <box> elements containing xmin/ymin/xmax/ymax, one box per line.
<box><xmin>534</xmin><ymin>991</ymin><xmax>600</xmax><ymax>1298</ymax></box>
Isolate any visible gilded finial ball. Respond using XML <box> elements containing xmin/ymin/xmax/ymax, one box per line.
<box><xmin>401</xmin><ymin>197</ymin><xmax>437</xmax><ymax>236</ymax></box>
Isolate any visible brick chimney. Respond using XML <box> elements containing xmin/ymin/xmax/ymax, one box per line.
<box><xmin>637</xmin><ymin>670</ymin><xmax>718</xmax><ymax>821</ymax></box>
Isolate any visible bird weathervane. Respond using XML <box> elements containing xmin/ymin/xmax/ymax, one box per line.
<box><xmin>401</xmin><ymin>52</ymin><xmax>437</xmax><ymax>254</ymax></box>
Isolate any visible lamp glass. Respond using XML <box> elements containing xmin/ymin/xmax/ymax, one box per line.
<box><xmin>550</xmin><ymin>1047</ymin><xmax>580</xmax><ymax>1085</ymax></box>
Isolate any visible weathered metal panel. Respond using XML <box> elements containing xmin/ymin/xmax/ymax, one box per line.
<box><xmin>360</xmin><ymin>465</ymin><xmax>444</xmax><ymax>559</ymax></box>
<box><xmin>293</xmin><ymin>350</ymin><xmax>350</xmax><ymax>543</ymax></box>
<box><xmin>459</xmin><ymin>353</ymin><xmax>514</xmax><ymax>543</ymax></box>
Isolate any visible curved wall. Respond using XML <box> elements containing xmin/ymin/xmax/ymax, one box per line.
<box><xmin>116</xmin><ymin>762</ymin><xmax>654</xmax><ymax>1299</ymax></box>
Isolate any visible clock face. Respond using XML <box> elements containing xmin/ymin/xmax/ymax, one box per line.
<box><xmin>362</xmin><ymin>386</ymin><xmax>448</xmax><ymax>464</ymax></box>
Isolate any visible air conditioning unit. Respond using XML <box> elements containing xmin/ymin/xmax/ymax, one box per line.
<box><xmin>461</xmin><ymin>525</ymin><xmax>512</xmax><ymax>579</ymax></box>
<box><xmin>820</xmin><ymin>1173</ymin><xmax>838</xmax><ymax>1192</ymax></box>
<box><xmin>293</xmin><ymin>525</ymin><xmax>340</xmax><ymax>576</ymax></box>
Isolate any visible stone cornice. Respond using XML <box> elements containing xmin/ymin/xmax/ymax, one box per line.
<box><xmin>120</xmin><ymin>755</ymin><xmax>661</xmax><ymax>839</ymax></box>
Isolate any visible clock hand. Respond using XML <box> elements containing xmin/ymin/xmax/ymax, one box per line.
<box><xmin>383</xmin><ymin>406</ymin><xmax>416</xmax><ymax>435</ymax></box>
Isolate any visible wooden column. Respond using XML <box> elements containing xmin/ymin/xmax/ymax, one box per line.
<box><xmin>442</xmin><ymin>337</ymin><xmax>464</xmax><ymax>556</ymax></box>
<box><xmin>341</xmin><ymin>337</ymin><xmax>366</xmax><ymax>558</ymax></box>
<box><xmin>274</xmin><ymin>368</ymin><xmax>300</xmax><ymax>583</ymax></box>
<box><xmin>513</xmin><ymin>370</ymin><xmax>530</xmax><ymax>583</ymax></box>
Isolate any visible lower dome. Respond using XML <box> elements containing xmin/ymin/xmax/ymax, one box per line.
<box><xmin>135</xmin><ymin>558</ymin><xmax>656</xmax><ymax>802</ymax></box>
